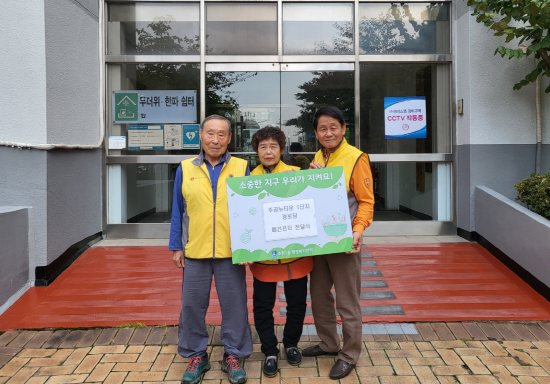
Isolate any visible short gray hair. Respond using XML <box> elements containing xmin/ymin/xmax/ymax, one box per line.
<box><xmin>200</xmin><ymin>114</ymin><xmax>232</xmax><ymax>134</ymax></box>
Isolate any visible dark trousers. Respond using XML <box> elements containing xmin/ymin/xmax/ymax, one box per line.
<box><xmin>253</xmin><ymin>275</ymin><xmax>308</xmax><ymax>357</ymax></box>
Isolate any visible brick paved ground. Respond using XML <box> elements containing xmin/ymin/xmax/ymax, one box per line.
<box><xmin>3</xmin><ymin>322</ymin><xmax>550</xmax><ymax>383</ymax></box>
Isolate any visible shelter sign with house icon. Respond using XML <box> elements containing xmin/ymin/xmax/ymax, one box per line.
<box><xmin>114</xmin><ymin>93</ymin><xmax>138</xmax><ymax>122</ymax></box>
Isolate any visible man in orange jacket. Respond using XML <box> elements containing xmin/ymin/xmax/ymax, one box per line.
<box><xmin>249</xmin><ymin>126</ymin><xmax>314</xmax><ymax>378</ymax></box>
<box><xmin>302</xmin><ymin>106</ymin><xmax>374</xmax><ymax>380</ymax></box>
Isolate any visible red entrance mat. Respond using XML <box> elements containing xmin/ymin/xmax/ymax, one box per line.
<box><xmin>1</xmin><ymin>242</ymin><xmax>549</xmax><ymax>330</ymax></box>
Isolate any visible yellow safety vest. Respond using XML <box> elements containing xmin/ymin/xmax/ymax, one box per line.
<box><xmin>250</xmin><ymin>161</ymin><xmax>302</xmax><ymax>265</ymax></box>
<box><xmin>313</xmin><ymin>139</ymin><xmax>363</xmax><ymax>193</ymax></box>
<box><xmin>181</xmin><ymin>155</ymin><xmax>248</xmax><ymax>259</ymax></box>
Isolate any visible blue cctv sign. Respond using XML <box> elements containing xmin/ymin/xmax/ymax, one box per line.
<box><xmin>113</xmin><ymin>90</ymin><xmax>197</xmax><ymax>124</ymax></box>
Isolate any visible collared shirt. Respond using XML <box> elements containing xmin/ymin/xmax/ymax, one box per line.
<box><xmin>169</xmin><ymin>152</ymin><xmax>250</xmax><ymax>251</ymax></box>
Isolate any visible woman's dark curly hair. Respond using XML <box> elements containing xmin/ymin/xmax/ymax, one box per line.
<box><xmin>251</xmin><ymin>126</ymin><xmax>286</xmax><ymax>153</ymax></box>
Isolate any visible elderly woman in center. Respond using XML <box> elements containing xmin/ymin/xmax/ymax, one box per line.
<box><xmin>249</xmin><ymin>126</ymin><xmax>314</xmax><ymax>378</ymax></box>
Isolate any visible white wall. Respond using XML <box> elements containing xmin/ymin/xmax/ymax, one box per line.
<box><xmin>0</xmin><ymin>0</ymin><xmax>48</xmax><ymax>144</ymax></box>
<box><xmin>455</xmin><ymin>1</ymin><xmax>537</xmax><ymax>146</ymax></box>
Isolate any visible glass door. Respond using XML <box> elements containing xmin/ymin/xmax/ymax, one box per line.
<box><xmin>206</xmin><ymin>63</ymin><xmax>355</xmax><ymax>169</ymax></box>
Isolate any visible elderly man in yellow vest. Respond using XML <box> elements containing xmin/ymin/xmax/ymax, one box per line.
<box><xmin>169</xmin><ymin>115</ymin><xmax>252</xmax><ymax>384</ymax></box>
<box><xmin>302</xmin><ymin>106</ymin><xmax>374</xmax><ymax>380</ymax></box>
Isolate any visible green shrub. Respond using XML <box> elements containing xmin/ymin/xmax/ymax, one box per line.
<box><xmin>514</xmin><ymin>172</ymin><xmax>550</xmax><ymax>220</ymax></box>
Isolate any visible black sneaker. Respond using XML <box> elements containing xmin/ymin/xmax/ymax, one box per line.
<box><xmin>263</xmin><ymin>356</ymin><xmax>278</xmax><ymax>377</ymax></box>
<box><xmin>285</xmin><ymin>347</ymin><xmax>302</xmax><ymax>365</ymax></box>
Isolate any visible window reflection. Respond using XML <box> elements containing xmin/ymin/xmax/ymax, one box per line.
<box><xmin>283</xmin><ymin>3</ymin><xmax>354</xmax><ymax>55</ymax></box>
<box><xmin>108</xmin><ymin>3</ymin><xmax>200</xmax><ymax>55</ymax></box>
<box><xmin>206</xmin><ymin>3</ymin><xmax>278</xmax><ymax>55</ymax></box>
<box><xmin>359</xmin><ymin>3</ymin><xmax>450</xmax><ymax>54</ymax></box>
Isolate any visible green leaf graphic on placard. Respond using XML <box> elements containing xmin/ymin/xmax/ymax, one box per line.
<box><xmin>232</xmin><ymin>237</ymin><xmax>353</xmax><ymax>263</ymax></box>
<box><xmin>227</xmin><ymin>167</ymin><xmax>344</xmax><ymax>198</ymax></box>
<box><xmin>332</xmin><ymin>185</ymin><xmax>338</xmax><ymax>189</ymax></box>
<box><xmin>231</xmin><ymin>193</ymin><xmax>234</xmax><ymax>196</ymax></box>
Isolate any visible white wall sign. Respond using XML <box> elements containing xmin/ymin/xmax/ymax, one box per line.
<box><xmin>108</xmin><ymin>136</ymin><xmax>126</xmax><ymax>149</ymax></box>
<box><xmin>164</xmin><ymin>124</ymin><xmax>183</xmax><ymax>150</ymax></box>
<box><xmin>128</xmin><ymin>125</ymin><xmax>164</xmax><ymax>150</ymax></box>
<box><xmin>384</xmin><ymin>96</ymin><xmax>427</xmax><ymax>139</ymax></box>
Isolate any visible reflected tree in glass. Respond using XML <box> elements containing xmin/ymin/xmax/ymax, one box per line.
<box><xmin>135</xmin><ymin>18</ymin><xmax>200</xmax><ymax>55</ymax></box>
<box><xmin>285</xmin><ymin>71</ymin><xmax>354</xmax><ymax>151</ymax></box>
<box><xmin>358</xmin><ymin>3</ymin><xmax>448</xmax><ymax>54</ymax></box>
<box><xmin>314</xmin><ymin>21</ymin><xmax>354</xmax><ymax>54</ymax></box>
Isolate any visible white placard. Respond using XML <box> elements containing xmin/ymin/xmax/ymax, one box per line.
<box><xmin>164</xmin><ymin>124</ymin><xmax>183</xmax><ymax>150</ymax></box>
<box><xmin>263</xmin><ymin>198</ymin><xmax>318</xmax><ymax>241</ymax></box>
<box><xmin>384</xmin><ymin>96</ymin><xmax>427</xmax><ymax>139</ymax></box>
<box><xmin>108</xmin><ymin>136</ymin><xmax>126</xmax><ymax>149</ymax></box>
<box><xmin>128</xmin><ymin>125</ymin><xmax>164</xmax><ymax>150</ymax></box>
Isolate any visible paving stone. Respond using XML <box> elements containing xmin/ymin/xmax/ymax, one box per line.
<box><xmin>461</xmin><ymin>356</ymin><xmax>491</xmax><ymax>375</ymax></box>
<box><xmin>112</xmin><ymin>363</ymin><xmax>152</xmax><ymax>372</ymax></box>
<box><xmin>90</xmin><ymin>346</ymin><xmax>126</xmax><ymax>355</ymax></box>
<box><xmin>150</xmin><ymin>353</ymin><xmax>174</xmax><ymax>372</ymax></box>
<box><xmin>26</xmin><ymin>377</ymin><xmax>48</xmax><ymax>384</ymax></box>
<box><xmin>86</xmin><ymin>362</ymin><xmax>115</xmax><ymax>382</ymax></box>
<box><xmin>432</xmin><ymin>365</ymin><xmax>470</xmax><ymax>375</ymax></box>
<box><xmin>524</xmin><ymin>324</ymin><xmax>550</xmax><ymax>341</ymax></box>
<box><xmin>45</xmin><ymin>374</ymin><xmax>89</xmax><ymax>383</ymax></box>
<box><xmin>455</xmin><ymin>348</ymin><xmax>493</xmax><ymax>357</ymax></box>
<box><xmin>407</xmin><ymin>357</ymin><xmax>444</xmax><ymax>366</ymax></box>
<box><xmin>508</xmin><ymin>349</ymin><xmax>537</xmax><ymax>366</ymax></box>
<box><xmin>456</xmin><ymin>375</ymin><xmax>500</xmax><ymax>384</ymax></box>
<box><xmin>5</xmin><ymin>366</ymin><xmax>38</xmax><ymax>383</ymax></box>
<box><xmin>494</xmin><ymin>324</ymin><xmax>521</xmax><ymax>341</ymax></box>
<box><xmin>19</xmin><ymin>348</ymin><xmax>57</xmax><ymax>357</ymax></box>
<box><xmin>483</xmin><ymin>341</ymin><xmax>509</xmax><ymax>357</ymax></box>
<box><xmin>125</xmin><ymin>346</ymin><xmax>144</xmax><ymax>354</ymax></box>
<box><xmin>60</xmin><ymin>331</ymin><xmax>86</xmax><ymax>349</ymax></box>
<box><xmin>36</xmin><ymin>365</ymin><xmax>77</xmax><ymax>376</ymax></box>
<box><xmin>379</xmin><ymin>376</ymin><xmax>419</xmax><ymax>384</ymax></box>
<box><xmin>145</xmin><ymin>328</ymin><xmax>166</xmax><ymax>345</ymax></box>
<box><xmin>365</xmin><ymin>342</ymin><xmax>399</xmax><ymax>350</ymax></box>
<box><xmin>437</xmin><ymin>349</ymin><xmax>464</xmax><ymax>365</ymax></box>
<box><xmin>431</xmin><ymin>341</ymin><xmax>466</xmax><ymax>349</ymax></box>
<box><xmin>0</xmin><ymin>347</ymin><xmax>21</xmax><ymax>357</ymax></box>
<box><xmin>42</xmin><ymin>330</ymin><xmax>70</xmax><ymax>349</ymax></box>
<box><xmin>102</xmin><ymin>354</ymin><xmax>139</xmax><ymax>363</ymax></box>
<box><xmin>0</xmin><ymin>357</ymin><xmax>30</xmax><ymax>376</ymax></box>
<box><xmin>163</xmin><ymin>328</ymin><xmax>178</xmax><ymax>345</ymax></box>
<box><xmin>463</xmin><ymin>323</ymin><xmax>489</xmax><ymax>341</ymax></box>
<box><xmin>129</xmin><ymin>328</ymin><xmax>151</xmax><ymax>345</ymax></box>
<box><xmin>431</xmin><ymin>323</ymin><xmax>455</xmax><ymax>341</ymax></box>
<box><xmin>8</xmin><ymin>331</ymin><xmax>37</xmax><ymax>348</ymax></box>
<box><xmin>25</xmin><ymin>332</ymin><xmax>54</xmax><ymax>349</ymax></box>
<box><xmin>76</xmin><ymin>330</ymin><xmax>102</xmax><ymax>348</ymax></box>
<box><xmin>416</xmin><ymin>324</ymin><xmax>439</xmax><ymax>341</ymax></box>
<box><xmin>507</xmin><ymin>365</ymin><xmax>549</xmax><ymax>376</ymax></box>
<box><xmin>533</xmin><ymin>356</ymin><xmax>550</xmax><ymax>374</ymax></box>
<box><xmin>374</xmin><ymin>335</ymin><xmax>392</xmax><ymax>341</ymax></box>
<box><xmin>421</xmin><ymin>351</ymin><xmax>440</xmax><ymax>358</ymax></box>
<box><xmin>63</xmin><ymin>348</ymin><xmax>92</xmax><ymax>366</ymax></box>
<box><xmin>389</xmin><ymin>357</ymin><xmax>414</xmax><ymax>375</ymax></box>
<box><xmin>113</xmin><ymin>329</ymin><xmax>134</xmax><ymax>345</ymax></box>
<box><xmin>412</xmin><ymin>365</ymin><xmax>438</xmax><ymax>384</ymax></box>
<box><xmin>502</xmin><ymin>341</ymin><xmax>535</xmax><ymax>350</ymax></box>
<box><xmin>74</xmin><ymin>354</ymin><xmax>102</xmax><ymax>374</ymax></box>
<box><xmin>509</xmin><ymin>324</ymin><xmax>538</xmax><ymax>342</ymax></box>
<box><xmin>0</xmin><ymin>355</ymin><xmax>11</xmax><ymax>367</ymax></box>
<box><xmin>369</xmin><ymin>349</ymin><xmax>390</xmax><ymax>365</ymax></box>
<box><xmin>447</xmin><ymin>323</ymin><xmax>473</xmax><ymax>340</ymax></box>
<box><xmin>125</xmin><ymin>372</ymin><xmax>165</xmax><ymax>382</ymax></box>
<box><xmin>416</xmin><ymin>342</ymin><xmax>435</xmax><ymax>351</ymax></box>
<box><xmin>137</xmin><ymin>346</ymin><xmax>160</xmax><ymax>363</ymax></box>
<box><xmin>318</xmin><ymin>357</ymin><xmax>336</xmax><ymax>376</ymax></box>
<box><xmin>389</xmin><ymin>334</ymin><xmax>408</xmax><ymax>341</ymax></box>
<box><xmin>356</xmin><ymin>365</ymin><xmax>395</xmax><ymax>376</ymax></box>
<box><xmin>479</xmin><ymin>356</ymin><xmax>519</xmax><ymax>366</ymax></box>
<box><xmin>94</xmin><ymin>329</ymin><xmax>118</xmax><ymax>346</ymax></box>
<box><xmin>103</xmin><ymin>371</ymin><xmax>127</xmax><ymax>384</ymax></box>
<box><xmin>478</xmin><ymin>323</ymin><xmax>504</xmax><ymax>341</ymax></box>
<box><xmin>362</xmin><ymin>306</ymin><xmax>404</xmax><ymax>316</ymax></box>
<box><xmin>26</xmin><ymin>357</ymin><xmax>67</xmax><ymax>367</ymax></box>
<box><xmin>0</xmin><ymin>332</ymin><xmax>19</xmax><ymax>347</ymax></box>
